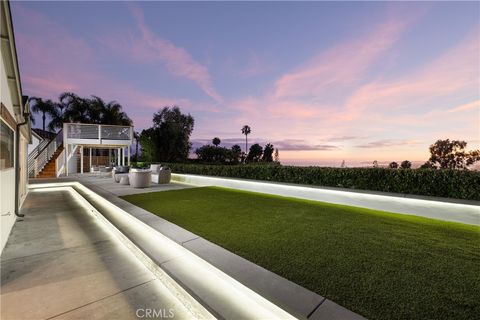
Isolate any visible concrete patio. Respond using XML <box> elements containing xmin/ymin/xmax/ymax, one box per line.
<box><xmin>0</xmin><ymin>188</ymin><xmax>198</xmax><ymax>319</ymax></box>
<box><xmin>65</xmin><ymin>173</ymin><xmax>194</xmax><ymax>196</ymax></box>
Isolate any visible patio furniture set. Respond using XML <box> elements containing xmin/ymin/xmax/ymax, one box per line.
<box><xmin>110</xmin><ymin>164</ymin><xmax>171</xmax><ymax>188</ymax></box>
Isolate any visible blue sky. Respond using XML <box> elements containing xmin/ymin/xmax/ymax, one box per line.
<box><xmin>12</xmin><ymin>1</ymin><xmax>479</xmax><ymax>165</ymax></box>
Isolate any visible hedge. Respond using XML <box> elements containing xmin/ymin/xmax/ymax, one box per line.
<box><xmin>163</xmin><ymin>163</ymin><xmax>480</xmax><ymax>201</ymax></box>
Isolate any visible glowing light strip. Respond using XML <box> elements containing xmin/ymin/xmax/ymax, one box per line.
<box><xmin>31</xmin><ymin>186</ymin><xmax>213</xmax><ymax>320</ymax></box>
<box><xmin>30</xmin><ymin>182</ymin><xmax>297</xmax><ymax>319</ymax></box>
<box><xmin>171</xmin><ymin>174</ymin><xmax>480</xmax><ymax>226</ymax></box>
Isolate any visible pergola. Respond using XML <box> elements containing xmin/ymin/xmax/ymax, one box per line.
<box><xmin>63</xmin><ymin>123</ymin><xmax>134</xmax><ymax>175</ymax></box>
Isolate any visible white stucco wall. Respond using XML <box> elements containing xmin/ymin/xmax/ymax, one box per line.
<box><xmin>0</xmin><ymin>51</ymin><xmax>17</xmax><ymax>253</ymax></box>
<box><xmin>28</xmin><ymin>133</ymin><xmax>41</xmax><ymax>155</ymax></box>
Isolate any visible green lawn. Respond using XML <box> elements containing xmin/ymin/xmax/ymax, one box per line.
<box><xmin>122</xmin><ymin>187</ymin><xmax>480</xmax><ymax>320</ymax></box>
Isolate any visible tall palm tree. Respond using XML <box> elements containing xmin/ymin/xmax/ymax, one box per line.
<box><xmin>241</xmin><ymin>125</ymin><xmax>251</xmax><ymax>153</ymax></box>
<box><xmin>46</xmin><ymin>104</ymin><xmax>65</xmax><ymax>132</ymax></box>
<box><xmin>60</xmin><ymin>92</ymin><xmax>90</xmax><ymax>123</ymax></box>
<box><xmin>30</xmin><ymin>97</ymin><xmax>56</xmax><ymax>131</ymax></box>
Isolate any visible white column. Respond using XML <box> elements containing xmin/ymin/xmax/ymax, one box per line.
<box><xmin>89</xmin><ymin>148</ymin><xmax>92</xmax><ymax>171</ymax></box>
<box><xmin>117</xmin><ymin>148</ymin><xmax>121</xmax><ymax>165</ymax></box>
<box><xmin>80</xmin><ymin>146</ymin><xmax>84</xmax><ymax>174</ymax></box>
<box><xmin>127</xmin><ymin>146</ymin><xmax>131</xmax><ymax>166</ymax></box>
<box><xmin>64</xmin><ymin>125</ymin><xmax>68</xmax><ymax>176</ymax></box>
<box><xmin>122</xmin><ymin>147</ymin><xmax>125</xmax><ymax>166</ymax></box>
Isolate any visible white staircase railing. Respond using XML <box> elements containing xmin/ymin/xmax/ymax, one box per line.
<box><xmin>28</xmin><ymin>129</ymin><xmax>63</xmax><ymax>177</ymax></box>
<box><xmin>55</xmin><ymin>149</ymin><xmax>65</xmax><ymax>177</ymax></box>
<box><xmin>27</xmin><ymin>139</ymin><xmax>49</xmax><ymax>177</ymax></box>
<box><xmin>55</xmin><ymin>144</ymin><xmax>78</xmax><ymax>177</ymax></box>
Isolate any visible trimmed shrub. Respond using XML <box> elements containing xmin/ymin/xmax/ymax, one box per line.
<box><xmin>165</xmin><ymin>163</ymin><xmax>480</xmax><ymax>200</ymax></box>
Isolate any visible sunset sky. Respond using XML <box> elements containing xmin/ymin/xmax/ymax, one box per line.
<box><xmin>11</xmin><ymin>1</ymin><xmax>479</xmax><ymax>166</ymax></box>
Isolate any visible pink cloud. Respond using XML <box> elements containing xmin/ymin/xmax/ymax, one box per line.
<box><xmin>12</xmin><ymin>4</ymin><xmax>202</xmax><ymax>131</ymax></box>
<box><xmin>226</xmin><ymin>14</ymin><xmax>478</xmax><ymax>158</ymax></box>
<box><xmin>130</xmin><ymin>5</ymin><xmax>222</xmax><ymax>103</ymax></box>
<box><xmin>238</xmin><ymin>50</ymin><xmax>275</xmax><ymax>78</ymax></box>
<box><xmin>340</xmin><ymin>27</ymin><xmax>479</xmax><ymax>121</ymax></box>
<box><xmin>273</xmin><ymin>18</ymin><xmax>408</xmax><ymax>100</ymax></box>
<box><xmin>447</xmin><ymin>100</ymin><xmax>480</xmax><ymax>113</ymax></box>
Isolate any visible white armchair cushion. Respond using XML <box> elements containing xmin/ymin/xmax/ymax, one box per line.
<box><xmin>150</xmin><ymin>164</ymin><xmax>162</xmax><ymax>173</ymax></box>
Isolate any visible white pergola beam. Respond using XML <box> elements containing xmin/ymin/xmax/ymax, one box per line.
<box><xmin>80</xmin><ymin>146</ymin><xmax>84</xmax><ymax>174</ymax></box>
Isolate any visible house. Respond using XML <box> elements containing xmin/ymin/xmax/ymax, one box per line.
<box><xmin>1</xmin><ymin>0</ymin><xmax>32</xmax><ymax>252</ymax></box>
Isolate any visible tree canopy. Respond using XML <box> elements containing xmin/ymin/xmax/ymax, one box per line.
<box><xmin>427</xmin><ymin>139</ymin><xmax>480</xmax><ymax>169</ymax></box>
<box><xmin>140</xmin><ymin>106</ymin><xmax>194</xmax><ymax>162</ymax></box>
<box><xmin>246</xmin><ymin>143</ymin><xmax>263</xmax><ymax>162</ymax></box>
<box><xmin>30</xmin><ymin>92</ymin><xmax>132</xmax><ymax>131</ymax></box>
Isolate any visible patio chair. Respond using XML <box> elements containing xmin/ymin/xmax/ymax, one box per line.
<box><xmin>129</xmin><ymin>169</ymin><xmax>151</xmax><ymax>188</ymax></box>
<box><xmin>150</xmin><ymin>164</ymin><xmax>171</xmax><ymax>184</ymax></box>
<box><xmin>113</xmin><ymin>165</ymin><xmax>130</xmax><ymax>182</ymax></box>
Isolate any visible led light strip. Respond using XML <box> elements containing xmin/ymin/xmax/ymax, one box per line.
<box><xmin>30</xmin><ymin>182</ymin><xmax>297</xmax><ymax>320</ymax></box>
<box><xmin>171</xmin><ymin>174</ymin><xmax>480</xmax><ymax>226</ymax></box>
<box><xmin>32</xmin><ymin>186</ymin><xmax>214</xmax><ymax>319</ymax></box>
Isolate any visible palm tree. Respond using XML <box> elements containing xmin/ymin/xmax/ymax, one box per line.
<box><xmin>241</xmin><ymin>125</ymin><xmax>251</xmax><ymax>154</ymax></box>
<box><xmin>90</xmin><ymin>96</ymin><xmax>132</xmax><ymax>126</ymax></box>
<box><xmin>46</xmin><ymin>105</ymin><xmax>64</xmax><ymax>132</ymax></box>
<box><xmin>30</xmin><ymin>97</ymin><xmax>56</xmax><ymax>131</ymax></box>
<box><xmin>60</xmin><ymin>92</ymin><xmax>90</xmax><ymax>123</ymax></box>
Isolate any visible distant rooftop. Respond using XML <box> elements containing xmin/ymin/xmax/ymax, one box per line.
<box><xmin>32</xmin><ymin>128</ymin><xmax>56</xmax><ymax>140</ymax></box>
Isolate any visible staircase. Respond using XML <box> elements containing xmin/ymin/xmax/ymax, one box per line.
<box><xmin>36</xmin><ymin>145</ymin><xmax>64</xmax><ymax>178</ymax></box>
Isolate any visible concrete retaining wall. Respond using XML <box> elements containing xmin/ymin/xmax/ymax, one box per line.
<box><xmin>172</xmin><ymin>173</ymin><xmax>480</xmax><ymax>226</ymax></box>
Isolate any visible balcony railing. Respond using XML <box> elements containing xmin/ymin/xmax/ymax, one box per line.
<box><xmin>64</xmin><ymin>123</ymin><xmax>133</xmax><ymax>145</ymax></box>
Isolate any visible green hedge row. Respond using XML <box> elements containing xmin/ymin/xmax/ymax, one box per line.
<box><xmin>164</xmin><ymin>163</ymin><xmax>480</xmax><ymax>200</ymax></box>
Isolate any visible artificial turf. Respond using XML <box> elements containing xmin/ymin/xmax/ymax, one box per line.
<box><xmin>122</xmin><ymin>187</ymin><xmax>480</xmax><ymax>320</ymax></box>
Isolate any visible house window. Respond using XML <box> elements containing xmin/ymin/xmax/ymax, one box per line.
<box><xmin>0</xmin><ymin>119</ymin><xmax>14</xmax><ymax>169</ymax></box>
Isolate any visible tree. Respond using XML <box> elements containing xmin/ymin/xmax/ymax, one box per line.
<box><xmin>30</xmin><ymin>97</ymin><xmax>56</xmax><ymax>131</ymax></box>
<box><xmin>140</xmin><ymin>106</ymin><xmax>194</xmax><ymax>162</ymax></box>
<box><xmin>419</xmin><ymin>161</ymin><xmax>436</xmax><ymax>169</ymax></box>
<box><xmin>241</xmin><ymin>125</ymin><xmax>251</xmax><ymax>154</ymax></box>
<box><xmin>400</xmin><ymin>160</ymin><xmax>412</xmax><ymax>169</ymax></box>
<box><xmin>372</xmin><ymin>160</ymin><xmax>378</xmax><ymax>168</ymax></box>
<box><xmin>90</xmin><ymin>96</ymin><xmax>132</xmax><ymax>126</ymax></box>
<box><xmin>231</xmin><ymin>145</ymin><xmax>242</xmax><ymax>164</ymax></box>
<box><xmin>274</xmin><ymin>148</ymin><xmax>280</xmax><ymax>162</ymax></box>
<box><xmin>46</xmin><ymin>104</ymin><xmax>65</xmax><ymax>131</ymax></box>
<box><xmin>212</xmin><ymin>137</ymin><xmax>221</xmax><ymax>147</ymax></box>
<box><xmin>134</xmin><ymin>131</ymin><xmax>140</xmax><ymax>159</ymax></box>
<box><xmin>262</xmin><ymin>143</ymin><xmax>274</xmax><ymax>162</ymax></box>
<box><xmin>389</xmin><ymin>161</ymin><xmax>399</xmax><ymax>169</ymax></box>
<box><xmin>31</xmin><ymin>92</ymin><xmax>134</xmax><ymax>132</ymax></box>
<box><xmin>246</xmin><ymin>143</ymin><xmax>263</xmax><ymax>162</ymax></box>
<box><xmin>428</xmin><ymin>139</ymin><xmax>480</xmax><ymax>169</ymax></box>
<box><xmin>60</xmin><ymin>92</ymin><xmax>91</xmax><ymax>123</ymax></box>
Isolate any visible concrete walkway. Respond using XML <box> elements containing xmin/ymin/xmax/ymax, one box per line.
<box><xmin>0</xmin><ymin>189</ymin><xmax>201</xmax><ymax>319</ymax></box>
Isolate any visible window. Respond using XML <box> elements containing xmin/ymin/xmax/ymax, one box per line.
<box><xmin>1</xmin><ymin>119</ymin><xmax>14</xmax><ymax>169</ymax></box>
